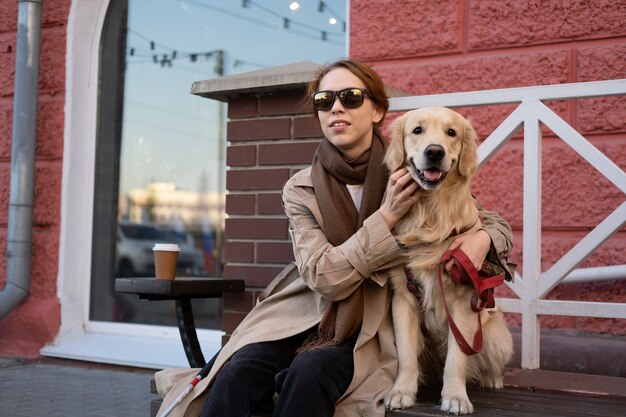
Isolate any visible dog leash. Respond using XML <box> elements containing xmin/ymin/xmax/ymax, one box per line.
<box><xmin>403</xmin><ymin>265</ymin><xmax>423</xmax><ymax>300</ymax></box>
<box><xmin>437</xmin><ymin>248</ymin><xmax>505</xmax><ymax>355</ymax></box>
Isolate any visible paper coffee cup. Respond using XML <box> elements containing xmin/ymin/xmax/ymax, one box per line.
<box><xmin>153</xmin><ymin>243</ymin><xmax>180</xmax><ymax>280</ymax></box>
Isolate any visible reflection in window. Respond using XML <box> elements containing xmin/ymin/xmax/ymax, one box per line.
<box><xmin>91</xmin><ymin>0</ymin><xmax>346</xmax><ymax>328</ymax></box>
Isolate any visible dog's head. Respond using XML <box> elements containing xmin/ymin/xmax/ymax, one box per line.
<box><xmin>384</xmin><ymin>107</ymin><xmax>478</xmax><ymax>190</ymax></box>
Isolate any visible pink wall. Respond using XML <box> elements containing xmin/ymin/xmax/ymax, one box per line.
<box><xmin>0</xmin><ymin>2</ymin><xmax>70</xmax><ymax>356</ymax></box>
<box><xmin>351</xmin><ymin>0</ymin><xmax>626</xmax><ymax>334</ymax></box>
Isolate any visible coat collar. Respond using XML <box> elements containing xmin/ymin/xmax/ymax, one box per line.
<box><xmin>290</xmin><ymin>166</ymin><xmax>313</xmax><ymax>187</ymax></box>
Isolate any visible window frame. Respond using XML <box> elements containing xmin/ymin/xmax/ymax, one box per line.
<box><xmin>41</xmin><ymin>0</ymin><xmax>222</xmax><ymax>369</ymax></box>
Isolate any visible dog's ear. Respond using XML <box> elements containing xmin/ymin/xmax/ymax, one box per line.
<box><xmin>458</xmin><ymin>118</ymin><xmax>478</xmax><ymax>177</ymax></box>
<box><xmin>384</xmin><ymin>114</ymin><xmax>407</xmax><ymax>171</ymax></box>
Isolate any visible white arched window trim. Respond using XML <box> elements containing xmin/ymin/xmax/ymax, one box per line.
<box><xmin>40</xmin><ymin>0</ymin><xmax>222</xmax><ymax>369</ymax></box>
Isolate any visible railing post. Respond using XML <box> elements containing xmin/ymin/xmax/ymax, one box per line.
<box><xmin>521</xmin><ymin>100</ymin><xmax>542</xmax><ymax>370</ymax></box>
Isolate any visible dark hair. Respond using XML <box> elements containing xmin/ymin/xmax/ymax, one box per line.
<box><xmin>307</xmin><ymin>59</ymin><xmax>389</xmax><ymax>136</ymax></box>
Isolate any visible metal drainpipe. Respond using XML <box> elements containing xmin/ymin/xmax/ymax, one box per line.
<box><xmin>0</xmin><ymin>0</ymin><xmax>43</xmax><ymax>319</ymax></box>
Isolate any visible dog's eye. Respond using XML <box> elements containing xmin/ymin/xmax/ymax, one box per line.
<box><xmin>413</xmin><ymin>126</ymin><xmax>422</xmax><ymax>134</ymax></box>
<box><xmin>447</xmin><ymin>129</ymin><xmax>457</xmax><ymax>137</ymax></box>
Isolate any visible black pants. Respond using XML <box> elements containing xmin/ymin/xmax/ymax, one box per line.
<box><xmin>200</xmin><ymin>330</ymin><xmax>355</xmax><ymax>417</ymax></box>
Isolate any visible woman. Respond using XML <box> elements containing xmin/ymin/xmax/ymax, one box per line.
<box><xmin>155</xmin><ymin>59</ymin><xmax>514</xmax><ymax>417</ymax></box>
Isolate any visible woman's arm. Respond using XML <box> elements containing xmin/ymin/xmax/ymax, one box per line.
<box><xmin>447</xmin><ymin>198</ymin><xmax>515</xmax><ymax>280</ymax></box>
<box><xmin>282</xmin><ymin>171</ymin><xmax>415</xmax><ymax>302</ymax></box>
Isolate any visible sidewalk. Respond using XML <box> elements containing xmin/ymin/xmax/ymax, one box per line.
<box><xmin>0</xmin><ymin>356</ymin><xmax>156</xmax><ymax>417</ymax></box>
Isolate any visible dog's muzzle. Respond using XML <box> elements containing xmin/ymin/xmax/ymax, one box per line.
<box><xmin>410</xmin><ymin>145</ymin><xmax>449</xmax><ymax>189</ymax></box>
<box><xmin>410</xmin><ymin>160</ymin><xmax>448</xmax><ymax>189</ymax></box>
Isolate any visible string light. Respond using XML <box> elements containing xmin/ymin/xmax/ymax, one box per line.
<box><xmin>125</xmin><ymin>0</ymin><xmax>348</xmax><ymax>70</ymax></box>
<box><xmin>179</xmin><ymin>0</ymin><xmax>345</xmax><ymax>42</ymax></box>
<box><xmin>243</xmin><ymin>0</ymin><xmax>345</xmax><ymax>37</ymax></box>
<box><xmin>317</xmin><ymin>0</ymin><xmax>345</xmax><ymax>30</ymax></box>
<box><xmin>126</xmin><ymin>29</ymin><xmax>266</xmax><ymax>72</ymax></box>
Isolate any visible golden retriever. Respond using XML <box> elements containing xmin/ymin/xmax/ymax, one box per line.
<box><xmin>383</xmin><ymin>107</ymin><xmax>512</xmax><ymax>414</ymax></box>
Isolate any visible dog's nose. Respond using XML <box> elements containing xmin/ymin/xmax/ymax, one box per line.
<box><xmin>424</xmin><ymin>144</ymin><xmax>445</xmax><ymax>161</ymax></box>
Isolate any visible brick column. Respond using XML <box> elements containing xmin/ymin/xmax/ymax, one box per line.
<box><xmin>192</xmin><ymin>62</ymin><xmax>323</xmax><ymax>342</ymax></box>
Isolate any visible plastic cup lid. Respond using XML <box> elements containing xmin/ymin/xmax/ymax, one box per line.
<box><xmin>152</xmin><ymin>243</ymin><xmax>180</xmax><ymax>252</ymax></box>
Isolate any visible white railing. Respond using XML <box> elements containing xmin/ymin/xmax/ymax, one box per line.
<box><xmin>389</xmin><ymin>79</ymin><xmax>626</xmax><ymax>370</ymax></box>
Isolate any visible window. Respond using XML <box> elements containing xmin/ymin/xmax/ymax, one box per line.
<box><xmin>91</xmin><ymin>0</ymin><xmax>347</xmax><ymax>328</ymax></box>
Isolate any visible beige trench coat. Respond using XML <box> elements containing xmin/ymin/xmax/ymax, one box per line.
<box><xmin>155</xmin><ymin>166</ymin><xmax>514</xmax><ymax>417</ymax></box>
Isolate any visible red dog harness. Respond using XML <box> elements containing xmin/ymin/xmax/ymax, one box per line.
<box><xmin>405</xmin><ymin>248</ymin><xmax>505</xmax><ymax>356</ymax></box>
<box><xmin>438</xmin><ymin>248</ymin><xmax>504</xmax><ymax>355</ymax></box>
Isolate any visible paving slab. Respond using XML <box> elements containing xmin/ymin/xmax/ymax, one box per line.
<box><xmin>0</xmin><ymin>357</ymin><xmax>155</xmax><ymax>417</ymax></box>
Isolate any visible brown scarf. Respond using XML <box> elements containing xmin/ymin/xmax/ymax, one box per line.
<box><xmin>300</xmin><ymin>133</ymin><xmax>388</xmax><ymax>351</ymax></box>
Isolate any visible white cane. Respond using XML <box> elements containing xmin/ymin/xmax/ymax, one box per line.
<box><xmin>158</xmin><ymin>362</ymin><xmax>212</xmax><ymax>417</ymax></box>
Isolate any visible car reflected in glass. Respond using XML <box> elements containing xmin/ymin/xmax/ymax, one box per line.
<box><xmin>116</xmin><ymin>220</ymin><xmax>204</xmax><ymax>277</ymax></box>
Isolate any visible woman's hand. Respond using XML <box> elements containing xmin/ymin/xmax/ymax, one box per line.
<box><xmin>380</xmin><ymin>168</ymin><xmax>421</xmax><ymax>229</ymax></box>
<box><xmin>445</xmin><ymin>229</ymin><xmax>492</xmax><ymax>272</ymax></box>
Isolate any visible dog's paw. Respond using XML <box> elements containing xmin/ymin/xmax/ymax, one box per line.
<box><xmin>440</xmin><ymin>390</ymin><xmax>473</xmax><ymax>415</ymax></box>
<box><xmin>384</xmin><ymin>388</ymin><xmax>416</xmax><ymax>410</ymax></box>
<box><xmin>479</xmin><ymin>375</ymin><xmax>504</xmax><ymax>389</ymax></box>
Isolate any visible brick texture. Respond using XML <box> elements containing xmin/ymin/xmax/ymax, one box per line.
<box><xmin>258</xmin><ymin>142</ymin><xmax>319</xmax><ymax>165</ymax></box>
<box><xmin>0</xmin><ymin>0</ymin><xmax>17</xmax><ymax>32</ymax></box>
<box><xmin>376</xmin><ymin>50</ymin><xmax>571</xmax><ymax>97</ymax></box>
<box><xmin>577</xmin><ymin>43</ymin><xmax>626</xmax><ymax>134</ymax></box>
<box><xmin>259</xmin><ymin>90</ymin><xmax>309</xmax><ymax>116</ymax></box>
<box><xmin>226</xmin><ymin>144</ymin><xmax>256</xmax><ymax>166</ymax></box>
<box><xmin>36</xmin><ymin>98</ymin><xmax>65</xmax><ymax>158</ymax></box>
<box><xmin>256</xmin><ymin>242</ymin><xmax>294</xmax><ymax>264</ymax></box>
<box><xmin>228</xmin><ymin>118</ymin><xmax>291</xmax><ymax>141</ymax></box>
<box><xmin>222</xmin><ymin>311</ymin><xmax>248</xmax><ymax>334</ymax></box>
<box><xmin>223</xmin><ymin>291</ymin><xmax>255</xmax><ymax>312</ymax></box>
<box><xmin>39</xmin><ymin>26</ymin><xmax>66</xmax><ymax>93</ymax></box>
<box><xmin>0</xmin><ymin>101</ymin><xmax>12</xmax><ymax>158</ymax></box>
<box><xmin>468</xmin><ymin>0</ymin><xmax>626</xmax><ymax>50</ymax></box>
<box><xmin>221</xmin><ymin>84</ymin><xmax>313</xmax><ymax>325</ymax></box>
<box><xmin>257</xmin><ymin>193</ymin><xmax>283</xmax><ymax>214</ymax></box>
<box><xmin>0</xmin><ymin>165</ymin><xmax>8</xmax><ymax>224</ymax></box>
<box><xmin>223</xmin><ymin>241</ymin><xmax>254</xmax><ymax>263</ymax></box>
<box><xmin>225</xmin><ymin>218</ymin><xmax>288</xmax><ymax>239</ymax></box>
<box><xmin>30</xmin><ymin>228</ymin><xmax>60</xmax><ymax>297</ymax></box>
<box><xmin>226</xmin><ymin>168</ymin><xmax>291</xmax><ymax>190</ymax></box>
<box><xmin>294</xmin><ymin>116</ymin><xmax>323</xmax><ymax>138</ymax></box>
<box><xmin>350</xmin><ymin>0</ymin><xmax>460</xmax><ymax>60</ymax></box>
<box><xmin>225</xmin><ymin>194</ymin><xmax>255</xmax><ymax>215</ymax></box>
<box><xmin>0</xmin><ymin>36</ymin><xmax>16</xmax><ymax>98</ymax></box>
<box><xmin>228</xmin><ymin>96</ymin><xmax>257</xmax><ymax>119</ymax></box>
<box><xmin>224</xmin><ymin>264</ymin><xmax>287</xmax><ymax>288</ymax></box>
<box><xmin>219</xmin><ymin>86</ymin><xmax>313</xmax><ymax>327</ymax></box>
<box><xmin>33</xmin><ymin>163</ymin><xmax>62</xmax><ymax>226</ymax></box>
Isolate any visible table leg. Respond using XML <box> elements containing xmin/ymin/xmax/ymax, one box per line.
<box><xmin>175</xmin><ymin>298</ymin><xmax>206</xmax><ymax>368</ymax></box>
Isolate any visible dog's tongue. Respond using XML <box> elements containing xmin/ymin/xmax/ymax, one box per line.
<box><xmin>423</xmin><ymin>169</ymin><xmax>443</xmax><ymax>181</ymax></box>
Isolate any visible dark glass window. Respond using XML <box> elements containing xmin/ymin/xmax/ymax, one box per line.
<box><xmin>91</xmin><ymin>0</ymin><xmax>346</xmax><ymax>328</ymax></box>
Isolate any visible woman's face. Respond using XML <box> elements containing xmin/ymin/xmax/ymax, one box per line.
<box><xmin>316</xmin><ymin>68</ymin><xmax>383</xmax><ymax>160</ymax></box>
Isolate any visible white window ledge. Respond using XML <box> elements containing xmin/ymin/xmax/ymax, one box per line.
<box><xmin>41</xmin><ymin>322</ymin><xmax>223</xmax><ymax>370</ymax></box>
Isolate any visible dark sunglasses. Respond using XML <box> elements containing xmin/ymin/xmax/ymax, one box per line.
<box><xmin>312</xmin><ymin>88</ymin><xmax>371</xmax><ymax>111</ymax></box>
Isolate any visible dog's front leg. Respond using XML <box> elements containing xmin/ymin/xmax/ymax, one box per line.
<box><xmin>440</xmin><ymin>304</ymin><xmax>475</xmax><ymax>414</ymax></box>
<box><xmin>384</xmin><ymin>285</ymin><xmax>422</xmax><ymax>410</ymax></box>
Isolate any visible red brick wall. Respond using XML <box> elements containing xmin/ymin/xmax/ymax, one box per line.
<box><xmin>0</xmin><ymin>1</ymin><xmax>70</xmax><ymax>356</ymax></box>
<box><xmin>351</xmin><ymin>0</ymin><xmax>626</xmax><ymax>335</ymax></box>
<box><xmin>221</xmin><ymin>90</ymin><xmax>323</xmax><ymax>340</ymax></box>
